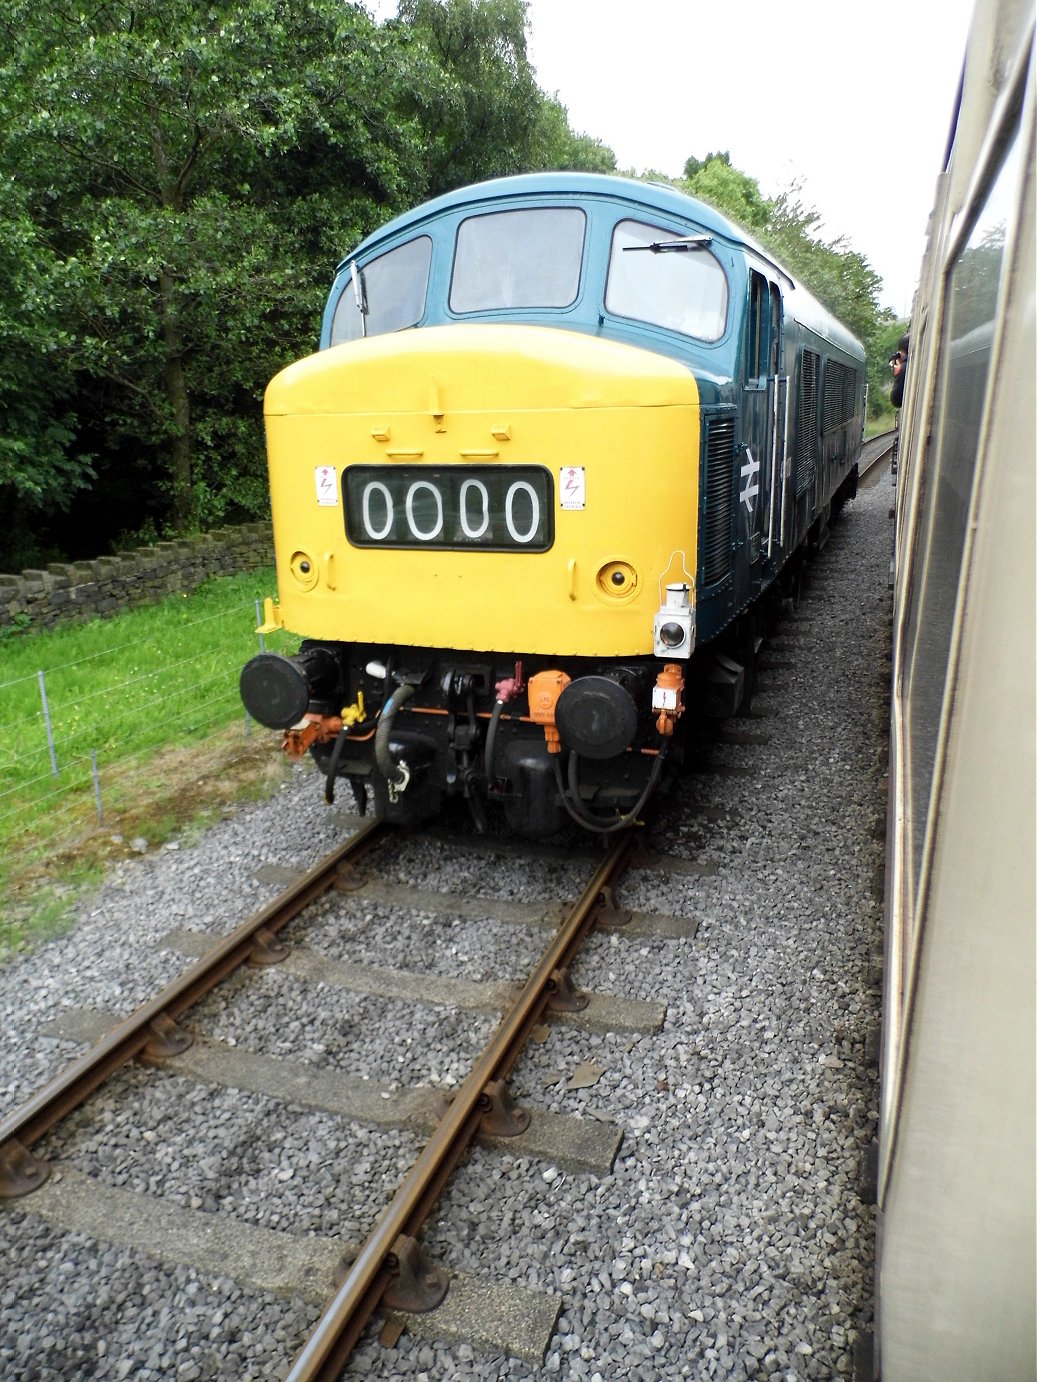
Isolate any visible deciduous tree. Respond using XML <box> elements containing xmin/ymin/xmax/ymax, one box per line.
<box><xmin>0</xmin><ymin>180</ymin><xmax>88</xmax><ymax>561</ymax></box>
<box><xmin>0</xmin><ymin>0</ymin><xmax>618</xmax><ymax>566</ymax></box>
<box><xmin>0</xmin><ymin>0</ymin><xmax>426</xmax><ymax>541</ymax></box>
<box><xmin>680</xmin><ymin>156</ymin><xmax>889</xmax><ymax>411</ymax></box>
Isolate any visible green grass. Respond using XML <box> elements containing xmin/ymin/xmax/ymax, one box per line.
<box><xmin>0</xmin><ymin>569</ymin><xmax>297</xmax><ymax>957</ymax></box>
<box><xmin>865</xmin><ymin>410</ymin><xmax>898</xmax><ymax>439</ymax></box>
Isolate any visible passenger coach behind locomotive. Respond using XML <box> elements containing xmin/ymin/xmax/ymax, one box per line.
<box><xmin>240</xmin><ymin>174</ymin><xmax>864</xmax><ymax>835</ymax></box>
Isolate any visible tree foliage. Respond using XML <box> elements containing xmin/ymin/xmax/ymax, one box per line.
<box><xmin>391</xmin><ymin>0</ymin><xmax>615</xmax><ymax>190</ymax></box>
<box><xmin>680</xmin><ymin>155</ymin><xmax>894</xmax><ymax>413</ymax></box>
<box><xmin>0</xmin><ymin>0</ymin><xmax>612</xmax><ymax>567</ymax></box>
<box><xmin>394</xmin><ymin>0</ymin><xmax>538</xmax><ymax>193</ymax></box>
<box><xmin>683</xmin><ymin>152</ymin><xmax>770</xmax><ymax>231</ymax></box>
<box><xmin>0</xmin><ymin>0</ymin><xmax>432</xmax><ymax>550</ymax></box>
<box><xmin>0</xmin><ymin>179</ymin><xmax>87</xmax><ymax>533</ymax></box>
<box><xmin>530</xmin><ymin>97</ymin><xmax>617</xmax><ymax>175</ymax></box>
<box><xmin>0</xmin><ymin>10</ymin><xmax>895</xmax><ymax>572</ymax></box>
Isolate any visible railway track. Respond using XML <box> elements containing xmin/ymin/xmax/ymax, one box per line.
<box><xmin>858</xmin><ymin>428</ymin><xmax>897</xmax><ymax>484</ymax></box>
<box><xmin>1</xmin><ymin>804</ymin><xmax>701</xmax><ymax>1372</ymax></box>
<box><xmin>0</xmin><ymin>819</ymin><xmax>391</xmax><ymax>1191</ymax></box>
<box><xmin>0</xmin><ymin>470</ymin><xmax>891</xmax><ymax>1379</ymax></box>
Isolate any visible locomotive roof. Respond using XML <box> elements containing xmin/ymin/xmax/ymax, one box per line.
<box><xmin>340</xmin><ymin>172</ymin><xmax>863</xmax><ymax>358</ymax></box>
<box><xmin>346</xmin><ymin>171</ymin><xmax>752</xmax><ymax>251</ymax></box>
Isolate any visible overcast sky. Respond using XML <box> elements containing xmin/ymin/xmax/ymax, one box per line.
<box><xmin>369</xmin><ymin>0</ymin><xmax>978</xmax><ymax>317</ymax></box>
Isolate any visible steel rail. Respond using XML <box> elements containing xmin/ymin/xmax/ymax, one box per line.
<box><xmin>287</xmin><ymin>828</ymin><xmax>637</xmax><ymax>1381</ymax></box>
<box><xmin>859</xmin><ymin>429</ymin><xmax>897</xmax><ymax>478</ymax></box>
<box><xmin>0</xmin><ymin>817</ymin><xmax>390</xmax><ymax>1193</ymax></box>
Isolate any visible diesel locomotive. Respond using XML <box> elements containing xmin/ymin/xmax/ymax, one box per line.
<box><xmin>240</xmin><ymin>173</ymin><xmax>865</xmax><ymax>835</ymax></box>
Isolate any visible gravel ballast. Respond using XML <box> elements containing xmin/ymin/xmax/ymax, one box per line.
<box><xmin>0</xmin><ymin>472</ymin><xmax>892</xmax><ymax>1380</ymax></box>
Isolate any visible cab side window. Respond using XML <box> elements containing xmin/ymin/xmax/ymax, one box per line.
<box><xmin>747</xmin><ymin>270</ymin><xmax>781</xmax><ymax>381</ymax></box>
<box><xmin>330</xmin><ymin>236</ymin><xmax>433</xmax><ymax>345</ymax></box>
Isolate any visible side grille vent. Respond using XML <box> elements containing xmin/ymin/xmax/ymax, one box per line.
<box><xmin>843</xmin><ymin>365</ymin><xmax>858</xmax><ymax>421</ymax></box>
<box><xmin>822</xmin><ymin>360</ymin><xmax>859</xmax><ymax>433</ymax></box>
<box><xmin>702</xmin><ymin>414</ymin><xmax>735</xmax><ymax>586</ymax></box>
<box><xmin>796</xmin><ymin>349</ymin><xmax>820</xmax><ymax>496</ymax></box>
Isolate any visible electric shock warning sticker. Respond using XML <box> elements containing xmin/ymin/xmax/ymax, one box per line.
<box><xmin>560</xmin><ymin>466</ymin><xmax>586</xmax><ymax>510</ymax></box>
<box><xmin>315</xmin><ymin>466</ymin><xmax>338</xmax><ymax>507</ymax></box>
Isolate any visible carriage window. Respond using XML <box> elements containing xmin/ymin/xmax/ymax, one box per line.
<box><xmin>329</xmin><ymin>236</ymin><xmax>432</xmax><ymax>345</ymax></box>
<box><xmin>606</xmin><ymin>219</ymin><xmax>728</xmax><ymax>341</ymax></box>
<box><xmin>901</xmin><ymin>126</ymin><xmax>1021</xmax><ymax>909</ymax></box>
<box><xmin>449</xmin><ymin>208</ymin><xmax>585</xmax><ymax>312</ymax></box>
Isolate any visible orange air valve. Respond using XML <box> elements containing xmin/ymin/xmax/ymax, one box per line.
<box><xmin>528</xmin><ymin>669</ymin><xmax>571</xmax><ymax>753</ymax></box>
<box><xmin>652</xmin><ymin>663</ymin><xmax>685</xmax><ymax>736</ymax></box>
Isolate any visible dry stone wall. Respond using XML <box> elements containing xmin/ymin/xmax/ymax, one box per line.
<box><xmin>0</xmin><ymin>523</ymin><xmax>273</xmax><ymax>632</ymax></box>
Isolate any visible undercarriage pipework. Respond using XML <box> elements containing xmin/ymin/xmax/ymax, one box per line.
<box><xmin>239</xmin><ymin>643</ymin><xmax>684</xmax><ymax>837</ymax></box>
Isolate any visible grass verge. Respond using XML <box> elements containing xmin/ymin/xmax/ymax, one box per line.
<box><xmin>0</xmin><ymin>570</ymin><xmax>297</xmax><ymax>959</ymax></box>
<box><xmin>865</xmin><ymin>411</ymin><xmax>898</xmax><ymax>438</ymax></box>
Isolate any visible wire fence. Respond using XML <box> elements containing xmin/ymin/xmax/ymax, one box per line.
<box><xmin>0</xmin><ymin>595</ymin><xmax>293</xmax><ymax>957</ymax></box>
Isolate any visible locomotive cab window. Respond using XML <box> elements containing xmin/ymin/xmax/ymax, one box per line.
<box><xmin>605</xmin><ymin>219</ymin><xmax>728</xmax><ymax>341</ymax></box>
<box><xmin>329</xmin><ymin>236</ymin><xmax>432</xmax><ymax>345</ymax></box>
<box><xmin>747</xmin><ymin>270</ymin><xmax>781</xmax><ymax>383</ymax></box>
<box><xmin>449</xmin><ymin>207</ymin><xmax>586</xmax><ymax>313</ymax></box>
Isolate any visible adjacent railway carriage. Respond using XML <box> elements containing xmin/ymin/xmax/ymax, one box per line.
<box><xmin>876</xmin><ymin>0</ymin><xmax>1035</xmax><ymax>1376</ymax></box>
<box><xmin>240</xmin><ymin>174</ymin><xmax>864</xmax><ymax>834</ymax></box>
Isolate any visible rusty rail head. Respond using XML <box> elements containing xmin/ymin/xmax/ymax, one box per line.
<box><xmin>286</xmin><ymin>828</ymin><xmax>636</xmax><ymax>1381</ymax></box>
<box><xmin>0</xmin><ymin>817</ymin><xmax>390</xmax><ymax>1193</ymax></box>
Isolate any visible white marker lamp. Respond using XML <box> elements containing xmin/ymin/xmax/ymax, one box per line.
<box><xmin>653</xmin><ymin>583</ymin><xmax>695</xmax><ymax>659</ymax></box>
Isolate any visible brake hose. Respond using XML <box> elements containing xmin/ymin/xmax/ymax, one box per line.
<box><xmin>484</xmin><ymin>697</ymin><xmax>506</xmax><ymax>788</ymax></box>
<box><xmin>323</xmin><ymin>713</ymin><xmax>379</xmax><ymax>805</ymax></box>
<box><xmin>324</xmin><ymin>726</ymin><xmax>349</xmax><ymax>805</ymax></box>
<box><xmin>374</xmin><ymin>682</ymin><xmax>415</xmax><ymax>788</ymax></box>
<box><xmin>553</xmin><ymin>747</ymin><xmax>667</xmax><ymax>835</ymax></box>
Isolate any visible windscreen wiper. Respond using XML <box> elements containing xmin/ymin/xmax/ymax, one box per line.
<box><xmin>349</xmin><ymin>260</ymin><xmax>368</xmax><ymax>336</ymax></box>
<box><xmin>623</xmin><ymin>235</ymin><xmax>713</xmax><ymax>253</ymax></box>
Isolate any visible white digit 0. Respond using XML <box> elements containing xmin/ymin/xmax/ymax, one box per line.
<box><xmin>406</xmin><ymin>481</ymin><xmax>444</xmax><ymax>541</ymax></box>
<box><xmin>505</xmin><ymin>480</ymin><xmax>540</xmax><ymax>544</ymax></box>
<box><xmin>362</xmin><ymin>480</ymin><xmax>394</xmax><ymax>540</ymax></box>
<box><xmin>459</xmin><ymin>479</ymin><xmax>490</xmax><ymax>539</ymax></box>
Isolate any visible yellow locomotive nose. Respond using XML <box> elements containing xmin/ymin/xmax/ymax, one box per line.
<box><xmin>263</xmin><ymin>322</ymin><xmax>700</xmax><ymax>659</ymax></box>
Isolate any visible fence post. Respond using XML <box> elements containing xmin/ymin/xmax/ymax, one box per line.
<box><xmin>254</xmin><ymin>599</ymin><xmax>266</xmax><ymax>654</ymax></box>
<box><xmin>90</xmin><ymin>750</ymin><xmax>103</xmax><ymax>822</ymax></box>
<box><xmin>38</xmin><ymin>670</ymin><xmax>58</xmax><ymax>777</ymax></box>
